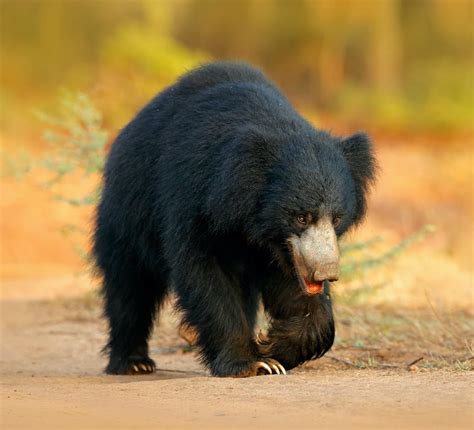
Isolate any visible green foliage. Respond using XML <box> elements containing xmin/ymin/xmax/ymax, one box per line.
<box><xmin>2</xmin><ymin>0</ymin><xmax>472</xmax><ymax>133</ymax></box>
<box><xmin>340</xmin><ymin>224</ymin><xmax>435</xmax><ymax>280</ymax></box>
<box><xmin>96</xmin><ymin>2</ymin><xmax>207</xmax><ymax>129</ymax></box>
<box><xmin>175</xmin><ymin>0</ymin><xmax>474</xmax><ymax>133</ymax></box>
<box><xmin>337</xmin><ymin>225</ymin><xmax>436</xmax><ymax>304</ymax></box>
<box><xmin>103</xmin><ymin>25</ymin><xmax>205</xmax><ymax>81</ymax></box>
<box><xmin>20</xmin><ymin>92</ymin><xmax>107</xmax><ymax>258</ymax></box>
<box><xmin>35</xmin><ymin>91</ymin><xmax>108</xmax><ymax>206</ymax></box>
<box><xmin>333</xmin><ymin>62</ymin><xmax>474</xmax><ymax>132</ymax></box>
<box><xmin>0</xmin><ymin>92</ymin><xmax>107</xmax><ymax>259</ymax></box>
<box><xmin>1</xmin><ymin>148</ymin><xmax>32</xmax><ymax>180</ymax></box>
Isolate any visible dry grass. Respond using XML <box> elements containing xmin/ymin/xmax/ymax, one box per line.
<box><xmin>17</xmin><ymin>290</ymin><xmax>471</xmax><ymax>374</ymax></box>
<box><xmin>326</xmin><ymin>303</ymin><xmax>473</xmax><ymax>371</ymax></box>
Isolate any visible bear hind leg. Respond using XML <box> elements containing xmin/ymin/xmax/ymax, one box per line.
<box><xmin>101</xmin><ymin>258</ymin><xmax>168</xmax><ymax>375</ymax></box>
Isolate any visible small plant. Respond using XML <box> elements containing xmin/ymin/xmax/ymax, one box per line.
<box><xmin>35</xmin><ymin>91</ymin><xmax>108</xmax><ymax>205</ymax></box>
<box><xmin>33</xmin><ymin>92</ymin><xmax>109</xmax><ymax>258</ymax></box>
<box><xmin>2</xmin><ymin>91</ymin><xmax>108</xmax><ymax>204</ymax></box>
<box><xmin>2</xmin><ymin>92</ymin><xmax>108</xmax><ymax>258</ymax></box>
<box><xmin>340</xmin><ymin>225</ymin><xmax>435</xmax><ymax>280</ymax></box>
<box><xmin>337</xmin><ymin>225</ymin><xmax>435</xmax><ymax>304</ymax></box>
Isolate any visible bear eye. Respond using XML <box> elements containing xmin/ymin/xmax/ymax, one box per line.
<box><xmin>296</xmin><ymin>213</ymin><xmax>310</xmax><ymax>226</ymax></box>
<box><xmin>333</xmin><ymin>214</ymin><xmax>343</xmax><ymax>227</ymax></box>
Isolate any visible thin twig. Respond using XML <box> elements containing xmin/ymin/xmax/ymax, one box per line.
<box><xmin>377</xmin><ymin>363</ymin><xmax>400</xmax><ymax>369</ymax></box>
<box><xmin>326</xmin><ymin>354</ymin><xmax>400</xmax><ymax>369</ymax></box>
<box><xmin>423</xmin><ymin>288</ymin><xmax>464</xmax><ymax>343</ymax></box>
<box><xmin>325</xmin><ymin>354</ymin><xmax>358</xmax><ymax>367</ymax></box>
<box><xmin>406</xmin><ymin>356</ymin><xmax>424</xmax><ymax>369</ymax></box>
<box><xmin>326</xmin><ymin>352</ymin><xmax>470</xmax><ymax>371</ymax></box>
<box><xmin>154</xmin><ymin>368</ymin><xmax>205</xmax><ymax>376</ymax></box>
<box><xmin>460</xmin><ymin>355</ymin><xmax>474</xmax><ymax>361</ymax></box>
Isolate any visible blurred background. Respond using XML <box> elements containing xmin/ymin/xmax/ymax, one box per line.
<box><xmin>0</xmin><ymin>0</ymin><xmax>472</xmax><ymax>341</ymax></box>
<box><xmin>2</xmin><ymin>0</ymin><xmax>473</xmax><ymax>133</ymax></box>
<box><xmin>1</xmin><ymin>4</ymin><xmax>473</xmax><ymax>427</ymax></box>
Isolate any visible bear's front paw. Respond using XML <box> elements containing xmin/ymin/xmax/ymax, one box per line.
<box><xmin>106</xmin><ymin>355</ymin><xmax>156</xmax><ymax>375</ymax></box>
<box><xmin>233</xmin><ymin>359</ymin><xmax>287</xmax><ymax>377</ymax></box>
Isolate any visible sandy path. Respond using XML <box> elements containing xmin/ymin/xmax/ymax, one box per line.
<box><xmin>1</xmin><ymin>298</ymin><xmax>473</xmax><ymax>430</ymax></box>
<box><xmin>3</xmin><ymin>372</ymin><xmax>472</xmax><ymax>430</ymax></box>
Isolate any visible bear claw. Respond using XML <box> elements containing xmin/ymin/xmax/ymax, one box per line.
<box><xmin>137</xmin><ymin>363</ymin><xmax>152</xmax><ymax>372</ymax></box>
<box><xmin>126</xmin><ymin>360</ymin><xmax>155</xmax><ymax>375</ymax></box>
<box><xmin>256</xmin><ymin>359</ymin><xmax>286</xmax><ymax>375</ymax></box>
<box><xmin>106</xmin><ymin>356</ymin><xmax>156</xmax><ymax>375</ymax></box>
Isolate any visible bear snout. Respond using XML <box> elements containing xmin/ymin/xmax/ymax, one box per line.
<box><xmin>312</xmin><ymin>261</ymin><xmax>339</xmax><ymax>283</ymax></box>
<box><xmin>289</xmin><ymin>216</ymin><xmax>340</xmax><ymax>287</ymax></box>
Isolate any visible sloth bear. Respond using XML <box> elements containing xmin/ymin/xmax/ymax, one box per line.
<box><xmin>93</xmin><ymin>62</ymin><xmax>376</xmax><ymax>377</ymax></box>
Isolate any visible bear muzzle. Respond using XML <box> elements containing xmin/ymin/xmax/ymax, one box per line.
<box><xmin>289</xmin><ymin>216</ymin><xmax>340</xmax><ymax>295</ymax></box>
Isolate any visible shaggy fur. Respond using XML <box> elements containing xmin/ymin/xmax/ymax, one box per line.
<box><xmin>93</xmin><ymin>62</ymin><xmax>376</xmax><ymax>377</ymax></box>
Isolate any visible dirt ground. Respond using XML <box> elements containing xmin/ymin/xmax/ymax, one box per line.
<box><xmin>1</xmin><ymin>296</ymin><xmax>473</xmax><ymax>430</ymax></box>
<box><xmin>1</xmin><ymin>138</ymin><xmax>473</xmax><ymax>429</ymax></box>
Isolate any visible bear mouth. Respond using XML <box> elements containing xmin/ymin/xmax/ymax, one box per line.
<box><xmin>293</xmin><ymin>270</ymin><xmax>326</xmax><ymax>296</ymax></box>
<box><xmin>290</xmin><ymin>253</ymin><xmax>330</xmax><ymax>296</ymax></box>
<box><xmin>303</xmin><ymin>279</ymin><xmax>324</xmax><ymax>295</ymax></box>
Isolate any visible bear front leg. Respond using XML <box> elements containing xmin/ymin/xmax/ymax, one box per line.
<box><xmin>173</xmin><ymin>258</ymin><xmax>285</xmax><ymax>377</ymax></box>
<box><xmin>260</xmin><ymin>280</ymin><xmax>335</xmax><ymax>371</ymax></box>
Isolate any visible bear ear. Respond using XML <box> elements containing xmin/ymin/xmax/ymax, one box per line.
<box><xmin>337</xmin><ymin>132</ymin><xmax>378</xmax><ymax>223</ymax></box>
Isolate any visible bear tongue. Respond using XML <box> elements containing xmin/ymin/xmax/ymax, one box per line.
<box><xmin>304</xmin><ymin>280</ymin><xmax>324</xmax><ymax>295</ymax></box>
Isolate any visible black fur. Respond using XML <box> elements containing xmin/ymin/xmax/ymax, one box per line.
<box><xmin>93</xmin><ymin>62</ymin><xmax>376</xmax><ymax>377</ymax></box>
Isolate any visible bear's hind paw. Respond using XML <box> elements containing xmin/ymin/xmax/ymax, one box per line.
<box><xmin>106</xmin><ymin>356</ymin><xmax>156</xmax><ymax>375</ymax></box>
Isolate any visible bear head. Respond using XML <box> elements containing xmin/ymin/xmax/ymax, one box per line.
<box><xmin>206</xmin><ymin>128</ymin><xmax>377</xmax><ymax>295</ymax></box>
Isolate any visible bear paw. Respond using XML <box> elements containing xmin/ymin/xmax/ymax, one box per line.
<box><xmin>255</xmin><ymin>358</ymin><xmax>287</xmax><ymax>375</ymax></box>
<box><xmin>106</xmin><ymin>356</ymin><xmax>156</xmax><ymax>375</ymax></box>
<box><xmin>234</xmin><ymin>358</ymin><xmax>287</xmax><ymax>377</ymax></box>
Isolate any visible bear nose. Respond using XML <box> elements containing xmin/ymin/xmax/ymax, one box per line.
<box><xmin>313</xmin><ymin>263</ymin><xmax>339</xmax><ymax>283</ymax></box>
